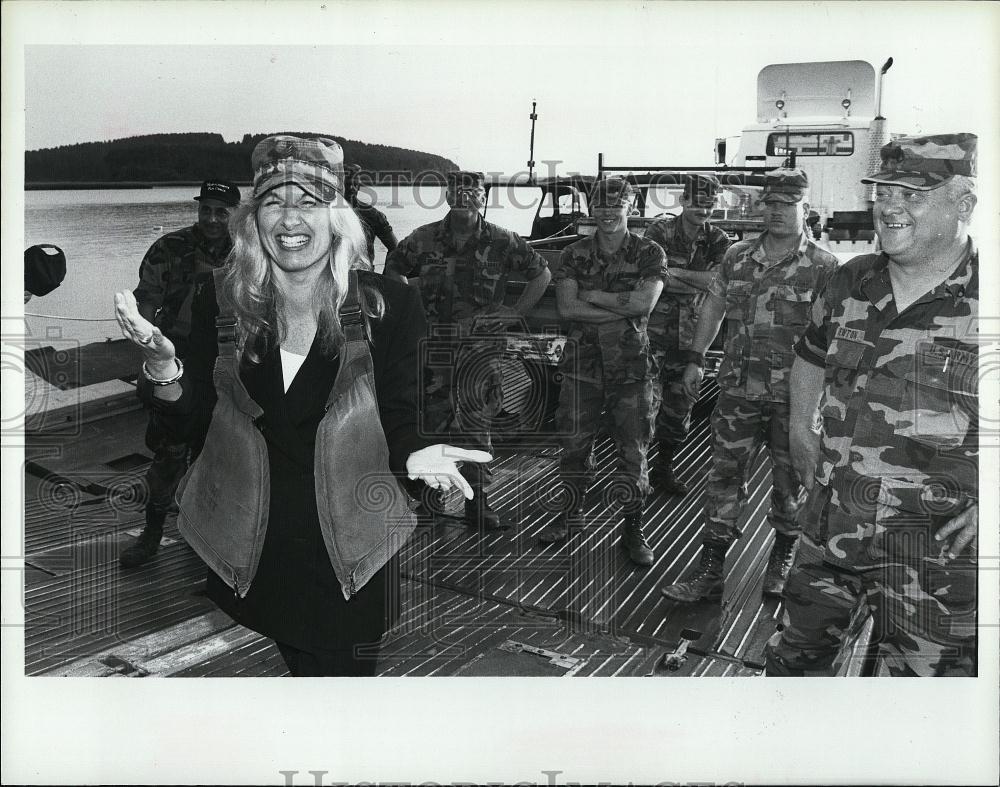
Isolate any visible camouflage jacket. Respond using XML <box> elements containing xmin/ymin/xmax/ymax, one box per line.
<box><xmin>555</xmin><ymin>232</ymin><xmax>669</xmax><ymax>385</ymax></box>
<box><xmin>352</xmin><ymin>200</ymin><xmax>396</xmax><ymax>261</ymax></box>
<box><xmin>645</xmin><ymin>215</ymin><xmax>731</xmax><ymax>349</ymax></box>
<box><xmin>796</xmin><ymin>244</ymin><xmax>978</xmax><ymax>569</ymax></box>
<box><xmin>708</xmin><ymin>232</ymin><xmax>837</xmax><ymax>402</ymax></box>
<box><xmin>133</xmin><ymin>224</ymin><xmax>232</xmax><ymax>348</ymax></box>
<box><xmin>385</xmin><ymin>214</ymin><xmax>547</xmax><ymax>327</ymax></box>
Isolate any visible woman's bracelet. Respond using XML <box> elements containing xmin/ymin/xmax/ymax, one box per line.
<box><xmin>142</xmin><ymin>357</ymin><xmax>184</xmax><ymax>386</ymax></box>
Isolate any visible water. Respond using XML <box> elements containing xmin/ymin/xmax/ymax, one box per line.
<box><xmin>23</xmin><ymin>185</ymin><xmax>455</xmax><ymax>346</ymax></box>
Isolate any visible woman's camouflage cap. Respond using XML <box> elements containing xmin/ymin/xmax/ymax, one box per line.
<box><xmin>862</xmin><ymin>133</ymin><xmax>977</xmax><ymax>190</ymax></box>
<box><xmin>251</xmin><ymin>135</ymin><xmax>345</xmax><ymax>202</ymax></box>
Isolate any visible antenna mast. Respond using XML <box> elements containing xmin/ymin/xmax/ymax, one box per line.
<box><xmin>527</xmin><ymin>100</ymin><xmax>538</xmax><ymax>183</ymax></box>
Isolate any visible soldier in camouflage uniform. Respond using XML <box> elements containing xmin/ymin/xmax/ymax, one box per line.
<box><xmin>385</xmin><ymin>171</ymin><xmax>551</xmax><ymax>529</ymax></box>
<box><xmin>766</xmin><ymin>134</ymin><xmax>979</xmax><ymax>677</ymax></box>
<box><xmin>344</xmin><ymin>163</ymin><xmax>398</xmax><ymax>264</ymax></box>
<box><xmin>538</xmin><ymin>178</ymin><xmax>669</xmax><ymax>567</ymax></box>
<box><xmin>659</xmin><ymin>169</ymin><xmax>838</xmax><ymax>601</ymax></box>
<box><xmin>645</xmin><ymin>173</ymin><xmax>732</xmax><ymax>495</ymax></box>
<box><xmin>121</xmin><ymin>179</ymin><xmax>240</xmax><ymax>569</ymax></box>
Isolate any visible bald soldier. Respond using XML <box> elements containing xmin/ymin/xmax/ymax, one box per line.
<box><xmin>385</xmin><ymin>171</ymin><xmax>551</xmax><ymax>529</ymax></box>
<box><xmin>659</xmin><ymin>169</ymin><xmax>838</xmax><ymax>602</ymax></box>
<box><xmin>645</xmin><ymin>174</ymin><xmax>732</xmax><ymax>494</ymax></box>
<box><xmin>539</xmin><ymin>178</ymin><xmax>668</xmax><ymax>567</ymax></box>
<box><xmin>766</xmin><ymin>134</ymin><xmax>980</xmax><ymax>677</ymax></box>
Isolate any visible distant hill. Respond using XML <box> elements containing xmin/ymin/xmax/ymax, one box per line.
<box><xmin>25</xmin><ymin>132</ymin><xmax>460</xmax><ymax>187</ymax></box>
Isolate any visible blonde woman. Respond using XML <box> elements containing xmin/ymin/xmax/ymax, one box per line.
<box><xmin>115</xmin><ymin>135</ymin><xmax>487</xmax><ymax>676</ymax></box>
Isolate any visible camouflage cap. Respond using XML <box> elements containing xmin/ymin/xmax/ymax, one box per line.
<box><xmin>861</xmin><ymin>133</ymin><xmax>977</xmax><ymax>190</ymax></box>
<box><xmin>590</xmin><ymin>177</ymin><xmax>635</xmax><ymax>207</ymax></box>
<box><xmin>761</xmin><ymin>167</ymin><xmax>809</xmax><ymax>203</ymax></box>
<box><xmin>446</xmin><ymin>171</ymin><xmax>486</xmax><ymax>190</ymax></box>
<box><xmin>683</xmin><ymin>173</ymin><xmax>721</xmax><ymax>206</ymax></box>
<box><xmin>251</xmin><ymin>135</ymin><xmax>345</xmax><ymax>202</ymax></box>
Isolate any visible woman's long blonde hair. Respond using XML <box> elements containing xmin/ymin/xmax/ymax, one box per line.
<box><xmin>219</xmin><ymin>190</ymin><xmax>384</xmax><ymax>363</ymax></box>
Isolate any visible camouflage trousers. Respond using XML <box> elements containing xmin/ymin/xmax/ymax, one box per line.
<box><xmin>704</xmin><ymin>391</ymin><xmax>801</xmax><ymax>548</ymax></box>
<box><xmin>555</xmin><ymin>375</ymin><xmax>656</xmax><ymax>515</ymax></box>
<box><xmin>146</xmin><ymin>435</ymin><xmax>189</xmax><ymax>519</ymax></box>
<box><xmin>765</xmin><ymin>533</ymin><xmax>977</xmax><ymax>677</ymax></box>
<box><xmin>419</xmin><ymin>337</ymin><xmax>502</xmax><ymax>487</ymax></box>
<box><xmin>651</xmin><ymin>356</ymin><xmax>694</xmax><ymax>447</ymax></box>
<box><xmin>648</xmin><ymin>320</ymin><xmax>693</xmax><ymax>447</ymax></box>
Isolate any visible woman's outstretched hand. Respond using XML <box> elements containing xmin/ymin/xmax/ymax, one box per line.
<box><xmin>406</xmin><ymin>445</ymin><xmax>493</xmax><ymax>500</ymax></box>
<box><xmin>113</xmin><ymin>290</ymin><xmax>176</xmax><ymax>365</ymax></box>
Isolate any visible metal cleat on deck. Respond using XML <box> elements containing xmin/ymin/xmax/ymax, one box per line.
<box><xmin>661</xmin><ymin>628</ymin><xmax>702</xmax><ymax>671</ymax></box>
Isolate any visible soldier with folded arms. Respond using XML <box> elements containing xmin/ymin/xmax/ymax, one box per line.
<box><xmin>766</xmin><ymin>134</ymin><xmax>980</xmax><ymax>676</ymax></box>
<box><xmin>539</xmin><ymin>178</ymin><xmax>668</xmax><ymax>567</ymax></box>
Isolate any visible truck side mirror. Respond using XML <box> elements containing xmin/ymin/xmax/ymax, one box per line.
<box><xmin>715</xmin><ymin>139</ymin><xmax>727</xmax><ymax>165</ymax></box>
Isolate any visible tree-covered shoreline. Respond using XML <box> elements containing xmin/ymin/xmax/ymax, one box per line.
<box><xmin>25</xmin><ymin>132</ymin><xmax>460</xmax><ymax>186</ymax></box>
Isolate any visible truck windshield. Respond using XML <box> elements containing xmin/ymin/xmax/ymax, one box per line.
<box><xmin>767</xmin><ymin>131</ymin><xmax>854</xmax><ymax>156</ymax></box>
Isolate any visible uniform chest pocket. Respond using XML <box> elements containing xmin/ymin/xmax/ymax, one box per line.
<box><xmin>821</xmin><ymin>336</ymin><xmax>868</xmax><ymax>421</ymax></box>
<box><xmin>475</xmin><ymin>257</ymin><xmax>503</xmax><ymax>300</ymax></box>
<box><xmin>900</xmin><ymin>347</ymin><xmax>977</xmax><ymax>450</ymax></box>
<box><xmin>419</xmin><ymin>258</ymin><xmax>449</xmax><ymax>288</ymax></box>
<box><xmin>480</xmin><ymin>255</ymin><xmax>503</xmax><ymax>276</ymax></box>
<box><xmin>770</xmin><ymin>285</ymin><xmax>812</xmax><ymax>327</ymax></box>
<box><xmin>725</xmin><ymin>280</ymin><xmax>754</xmax><ymax>322</ymax></box>
<box><xmin>418</xmin><ymin>253</ymin><xmax>449</xmax><ymax>278</ymax></box>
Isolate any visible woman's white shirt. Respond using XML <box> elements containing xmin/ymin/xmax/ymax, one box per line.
<box><xmin>279</xmin><ymin>348</ymin><xmax>308</xmax><ymax>393</ymax></box>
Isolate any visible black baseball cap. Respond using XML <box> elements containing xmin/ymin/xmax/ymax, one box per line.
<box><xmin>194</xmin><ymin>180</ymin><xmax>241</xmax><ymax>206</ymax></box>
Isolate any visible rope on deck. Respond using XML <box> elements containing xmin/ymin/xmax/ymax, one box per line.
<box><xmin>24</xmin><ymin>312</ymin><xmax>118</xmax><ymax>322</ymax></box>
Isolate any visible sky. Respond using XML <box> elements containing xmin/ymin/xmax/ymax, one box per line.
<box><xmin>15</xmin><ymin>2</ymin><xmax>1000</xmax><ymax>177</ymax></box>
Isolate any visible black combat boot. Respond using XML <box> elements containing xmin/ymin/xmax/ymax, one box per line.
<box><xmin>119</xmin><ymin>512</ymin><xmax>165</xmax><ymax>569</ymax></box>
<box><xmin>762</xmin><ymin>532</ymin><xmax>798</xmax><ymax>598</ymax></box>
<box><xmin>649</xmin><ymin>442</ymin><xmax>689</xmax><ymax>496</ymax></box>
<box><xmin>537</xmin><ymin>480</ymin><xmax>589</xmax><ymax>546</ymax></box>
<box><xmin>621</xmin><ymin>513</ymin><xmax>654</xmax><ymax>567</ymax></box>
<box><xmin>464</xmin><ymin>485</ymin><xmax>502</xmax><ymax>530</ymax></box>
<box><xmin>660</xmin><ymin>541</ymin><xmax>728</xmax><ymax>602</ymax></box>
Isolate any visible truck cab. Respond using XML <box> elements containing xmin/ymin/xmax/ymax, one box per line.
<box><xmin>717</xmin><ymin>60</ymin><xmax>890</xmax><ymax>259</ymax></box>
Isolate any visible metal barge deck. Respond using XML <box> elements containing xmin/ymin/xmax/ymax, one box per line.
<box><xmin>21</xmin><ymin>339</ymin><xmax>872</xmax><ymax>678</ymax></box>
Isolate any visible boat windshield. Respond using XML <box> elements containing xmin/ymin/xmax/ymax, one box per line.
<box><xmin>484</xmin><ymin>183</ymin><xmax>586</xmax><ymax>239</ymax></box>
